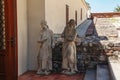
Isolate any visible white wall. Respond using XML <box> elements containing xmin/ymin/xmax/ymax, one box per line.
<box><xmin>45</xmin><ymin>0</ymin><xmax>89</xmax><ymax>33</ymax></box>
<box><xmin>81</xmin><ymin>1</ymin><xmax>89</xmax><ymax>20</ymax></box>
<box><xmin>27</xmin><ymin>0</ymin><xmax>45</xmax><ymax>70</ymax></box>
<box><xmin>45</xmin><ymin>0</ymin><xmax>66</xmax><ymax>33</ymax></box>
<box><xmin>17</xmin><ymin>0</ymin><xmax>28</xmax><ymax>76</ymax></box>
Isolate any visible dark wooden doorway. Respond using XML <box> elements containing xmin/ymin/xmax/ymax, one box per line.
<box><xmin>81</xmin><ymin>8</ymin><xmax>82</xmax><ymax>20</ymax></box>
<box><xmin>66</xmin><ymin>5</ymin><xmax>69</xmax><ymax>25</ymax></box>
<box><xmin>0</xmin><ymin>0</ymin><xmax>17</xmax><ymax>80</ymax></box>
<box><xmin>75</xmin><ymin>10</ymin><xmax>77</xmax><ymax>25</ymax></box>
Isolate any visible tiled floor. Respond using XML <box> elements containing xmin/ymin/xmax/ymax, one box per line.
<box><xmin>18</xmin><ymin>71</ymin><xmax>84</xmax><ymax>80</ymax></box>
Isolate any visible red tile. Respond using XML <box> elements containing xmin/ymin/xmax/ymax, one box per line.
<box><xmin>18</xmin><ymin>71</ymin><xmax>84</xmax><ymax>80</ymax></box>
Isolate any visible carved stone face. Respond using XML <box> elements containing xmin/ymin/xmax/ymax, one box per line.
<box><xmin>40</xmin><ymin>20</ymin><xmax>48</xmax><ymax>30</ymax></box>
<box><xmin>69</xmin><ymin>19</ymin><xmax>75</xmax><ymax>27</ymax></box>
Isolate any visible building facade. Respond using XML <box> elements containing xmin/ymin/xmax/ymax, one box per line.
<box><xmin>18</xmin><ymin>0</ymin><xmax>90</xmax><ymax>76</ymax></box>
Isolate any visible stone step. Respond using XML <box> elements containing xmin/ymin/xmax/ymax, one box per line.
<box><xmin>97</xmin><ymin>65</ymin><xmax>110</xmax><ymax>80</ymax></box>
<box><xmin>84</xmin><ymin>69</ymin><xmax>96</xmax><ymax>80</ymax></box>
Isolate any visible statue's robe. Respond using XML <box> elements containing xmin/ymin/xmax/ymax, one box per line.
<box><xmin>61</xmin><ymin>26</ymin><xmax>77</xmax><ymax>71</ymax></box>
<box><xmin>37</xmin><ymin>28</ymin><xmax>54</xmax><ymax>72</ymax></box>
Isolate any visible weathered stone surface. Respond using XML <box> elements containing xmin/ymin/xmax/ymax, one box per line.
<box><xmin>109</xmin><ymin>58</ymin><xmax>120</xmax><ymax>80</ymax></box>
<box><xmin>95</xmin><ymin>18</ymin><xmax>118</xmax><ymax>39</ymax></box>
<box><xmin>84</xmin><ymin>69</ymin><xmax>96</xmax><ymax>80</ymax></box>
<box><xmin>97</xmin><ymin>65</ymin><xmax>110</xmax><ymax>80</ymax></box>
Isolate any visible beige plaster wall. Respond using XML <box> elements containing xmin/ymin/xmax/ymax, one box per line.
<box><xmin>27</xmin><ymin>0</ymin><xmax>45</xmax><ymax>70</ymax></box>
<box><xmin>17</xmin><ymin>0</ymin><xmax>28</xmax><ymax>76</ymax></box>
<box><xmin>45</xmin><ymin>0</ymin><xmax>66</xmax><ymax>33</ymax></box>
<box><xmin>45</xmin><ymin>0</ymin><xmax>89</xmax><ymax>33</ymax></box>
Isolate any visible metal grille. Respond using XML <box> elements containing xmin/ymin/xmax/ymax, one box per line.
<box><xmin>0</xmin><ymin>0</ymin><xmax>5</xmax><ymax>50</ymax></box>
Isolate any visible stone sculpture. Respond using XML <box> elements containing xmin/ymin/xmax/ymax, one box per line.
<box><xmin>61</xmin><ymin>19</ymin><xmax>77</xmax><ymax>75</ymax></box>
<box><xmin>37</xmin><ymin>20</ymin><xmax>54</xmax><ymax>75</ymax></box>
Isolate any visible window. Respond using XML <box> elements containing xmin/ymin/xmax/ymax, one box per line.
<box><xmin>81</xmin><ymin>8</ymin><xmax>82</xmax><ymax>20</ymax></box>
<box><xmin>66</xmin><ymin>5</ymin><xmax>69</xmax><ymax>25</ymax></box>
<box><xmin>75</xmin><ymin>10</ymin><xmax>77</xmax><ymax>25</ymax></box>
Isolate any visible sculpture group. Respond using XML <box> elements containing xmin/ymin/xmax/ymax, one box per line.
<box><xmin>37</xmin><ymin>19</ymin><xmax>78</xmax><ymax>75</ymax></box>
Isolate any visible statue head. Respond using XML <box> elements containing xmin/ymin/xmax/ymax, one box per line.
<box><xmin>68</xmin><ymin>19</ymin><xmax>76</xmax><ymax>27</ymax></box>
<box><xmin>40</xmin><ymin>20</ymin><xmax>48</xmax><ymax>30</ymax></box>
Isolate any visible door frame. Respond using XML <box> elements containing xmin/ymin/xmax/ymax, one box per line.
<box><xmin>5</xmin><ymin>0</ymin><xmax>18</xmax><ymax>80</ymax></box>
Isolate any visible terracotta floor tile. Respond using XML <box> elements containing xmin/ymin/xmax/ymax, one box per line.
<box><xmin>18</xmin><ymin>71</ymin><xmax>84</xmax><ymax>80</ymax></box>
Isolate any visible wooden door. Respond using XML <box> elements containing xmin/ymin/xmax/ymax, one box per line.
<box><xmin>0</xmin><ymin>0</ymin><xmax>17</xmax><ymax>80</ymax></box>
<box><xmin>66</xmin><ymin>5</ymin><xmax>69</xmax><ymax>25</ymax></box>
<box><xmin>75</xmin><ymin>10</ymin><xmax>77</xmax><ymax>25</ymax></box>
<box><xmin>81</xmin><ymin>8</ymin><xmax>82</xmax><ymax>20</ymax></box>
